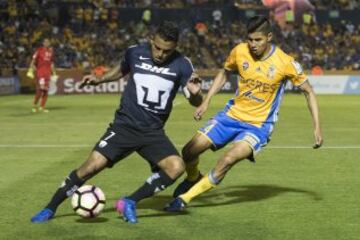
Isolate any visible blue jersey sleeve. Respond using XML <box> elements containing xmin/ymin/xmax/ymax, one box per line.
<box><xmin>120</xmin><ymin>45</ymin><xmax>136</xmax><ymax>75</ymax></box>
<box><xmin>180</xmin><ymin>57</ymin><xmax>194</xmax><ymax>87</ymax></box>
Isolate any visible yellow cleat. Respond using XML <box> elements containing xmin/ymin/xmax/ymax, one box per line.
<box><xmin>31</xmin><ymin>107</ymin><xmax>38</xmax><ymax>113</ymax></box>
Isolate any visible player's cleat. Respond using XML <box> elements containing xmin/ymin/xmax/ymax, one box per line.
<box><xmin>115</xmin><ymin>198</ymin><xmax>137</xmax><ymax>223</ymax></box>
<box><xmin>172</xmin><ymin>173</ymin><xmax>203</xmax><ymax>198</ymax></box>
<box><xmin>31</xmin><ymin>107</ymin><xmax>38</xmax><ymax>113</ymax></box>
<box><xmin>164</xmin><ymin>197</ymin><xmax>187</xmax><ymax>212</ymax></box>
<box><xmin>31</xmin><ymin>208</ymin><xmax>54</xmax><ymax>223</ymax></box>
<box><xmin>38</xmin><ymin>107</ymin><xmax>49</xmax><ymax>113</ymax></box>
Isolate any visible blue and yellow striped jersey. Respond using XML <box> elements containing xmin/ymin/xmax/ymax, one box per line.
<box><xmin>223</xmin><ymin>43</ymin><xmax>307</xmax><ymax>128</ymax></box>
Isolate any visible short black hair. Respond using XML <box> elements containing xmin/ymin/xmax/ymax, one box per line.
<box><xmin>247</xmin><ymin>15</ymin><xmax>272</xmax><ymax>34</ymax></box>
<box><xmin>155</xmin><ymin>21</ymin><xmax>179</xmax><ymax>42</ymax></box>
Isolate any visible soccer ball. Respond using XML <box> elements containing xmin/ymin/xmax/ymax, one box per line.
<box><xmin>71</xmin><ymin>185</ymin><xmax>106</xmax><ymax>218</ymax></box>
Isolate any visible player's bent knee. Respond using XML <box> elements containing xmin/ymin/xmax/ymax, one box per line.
<box><xmin>169</xmin><ymin>157</ymin><xmax>185</xmax><ymax>175</ymax></box>
<box><xmin>158</xmin><ymin>156</ymin><xmax>185</xmax><ymax>179</ymax></box>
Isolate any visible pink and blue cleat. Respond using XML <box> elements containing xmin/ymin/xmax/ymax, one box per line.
<box><xmin>115</xmin><ymin>198</ymin><xmax>137</xmax><ymax>223</ymax></box>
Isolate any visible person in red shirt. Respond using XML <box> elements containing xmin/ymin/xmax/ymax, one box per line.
<box><xmin>28</xmin><ymin>38</ymin><xmax>57</xmax><ymax>113</ymax></box>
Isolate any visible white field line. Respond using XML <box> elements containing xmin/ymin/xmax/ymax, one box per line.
<box><xmin>0</xmin><ymin>99</ymin><xmax>32</xmax><ymax>106</ymax></box>
<box><xmin>173</xmin><ymin>100</ymin><xmax>183</xmax><ymax>107</ymax></box>
<box><xmin>0</xmin><ymin>144</ymin><xmax>359</xmax><ymax>149</ymax></box>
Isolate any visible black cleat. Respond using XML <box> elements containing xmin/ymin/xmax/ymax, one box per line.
<box><xmin>172</xmin><ymin>173</ymin><xmax>203</xmax><ymax>198</ymax></box>
<box><xmin>164</xmin><ymin>197</ymin><xmax>187</xmax><ymax>212</ymax></box>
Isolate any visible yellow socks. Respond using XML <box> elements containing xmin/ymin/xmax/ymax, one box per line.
<box><xmin>180</xmin><ymin>174</ymin><xmax>216</xmax><ymax>204</ymax></box>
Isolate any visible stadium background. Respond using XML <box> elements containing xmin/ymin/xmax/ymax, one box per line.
<box><xmin>0</xmin><ymin>0</ymin><xmax>359</xmax><ymax>95</ymax></box>
<box><xmin>1</xmin><ymin>1</ymin><xmax>360</xmax><ymax>240</ymax></box>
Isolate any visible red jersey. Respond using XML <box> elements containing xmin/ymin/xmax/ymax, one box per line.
<box><xmin>33</xmin><ymin>47</ymin><xmax>54</xmax><ymax>77</ymax></box>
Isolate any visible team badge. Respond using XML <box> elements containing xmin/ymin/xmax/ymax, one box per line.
<box><xmin>242</xmin><ymin>61</ymin><xmax>249</xmax><ymax>71</ymax></box>
<box><xmin>267</xmin><ymin>65</ymin><xmax>276</xmax><ymax>79</ymax></box>
<box><xmin>99</xmin><ymin>140</ymin><xmax>108</xmax><ymax>148</ymax></box>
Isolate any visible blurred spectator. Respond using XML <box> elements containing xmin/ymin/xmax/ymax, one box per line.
<box><xmin>212</xmin><ymin>9</ymin><xmax>223</xmax><ymax>27</ymax></box>
<box><xmin>195</xmin><ymin>21</ymin><xmax>208</xmax><ymax>44</ymax></box>
<box><xmin>311</xmin><ymin>65</ymin><xmax>324</xmax><ymax>75</ymax></box>
<box><xmin>0</xmin><ymin>1</ymin><xmax>359</xmax><ymax>73</ymax></box>
<box><xmin>142</xmin><ymin>8</ymin><xmax>152</xmax><ymax>25</ymax></box>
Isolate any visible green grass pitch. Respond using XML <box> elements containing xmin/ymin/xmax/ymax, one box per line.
<box><xmin>0</xmin><ymin>93</ymin><xmax>359</xmax><ymax>240</ymax></box>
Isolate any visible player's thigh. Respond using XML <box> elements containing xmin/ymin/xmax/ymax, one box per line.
<box><xmin>233</xmin><ymin>126</ymin><xmax>269</xmax><ymax>160</ymax></box>
<box><xmin>223</xmin><ymin>141</ymin><xmax>253</xmax><ymax>163</ymax></box>
<box><xmin>182</xmin><ymin>132</ymin><xmax>213</xmax><ymax>161</ymax></box>
<box><xmin>137</xmin><ymin>131</ymin><xmax>182</xmax><ymax>174</ymax></box>
<box><xmin>93</xmin><ymin>124</ymin><xmax>137</xmax><ymax>167</ymax></box>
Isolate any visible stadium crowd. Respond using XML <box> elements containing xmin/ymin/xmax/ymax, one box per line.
<box><xmin>0</xmin><ymin>0</ymin><xmax>359</xmax><ymax>74</ymax></box>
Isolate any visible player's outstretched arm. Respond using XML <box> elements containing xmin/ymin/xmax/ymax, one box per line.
<box><xmin>193</xmin><ymin>69</ymin><xmax>229</xmax><ymax>121</ymax></box>
<box><xmin>299</xmin><ymin>80</ymin><xmax>323</xmax><ymax>149</ymax></box>
<box><xmin>80</xmin><ymin>65</ymin><xmax>124</xmax><ymax>88</ymax></box>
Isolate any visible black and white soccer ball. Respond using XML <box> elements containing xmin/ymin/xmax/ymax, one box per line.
<box><xmin>71</xmin><ymin>185</ymin><xmax>106</xmax><ymax>218</ymax></box>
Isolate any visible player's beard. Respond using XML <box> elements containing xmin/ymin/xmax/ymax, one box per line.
<box><xmin>250</xmin><ymin>49</ymin><xmax>262</xmax><ymax>59</ymax></box>
<box><xmin>153</xmin><ymin>54</ymin><xmax>172</xmax><ymax>66</ymax></box>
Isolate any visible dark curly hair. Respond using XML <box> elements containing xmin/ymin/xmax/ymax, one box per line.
<box><xmin>155</xmin><ymin>21</ymin><xmax>179</xmax><ymax>42</ymax></box>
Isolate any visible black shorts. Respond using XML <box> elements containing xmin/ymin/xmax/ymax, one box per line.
<box><xmin>93</xmin><ymin>124</ymin><xmax>179</xmax><ymax>167</ymax></box>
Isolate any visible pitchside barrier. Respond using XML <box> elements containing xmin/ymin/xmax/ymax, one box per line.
<box><xmin>0</xmin><ymin>76</ymin><xmax>20</xmax><ymax>96</ymax></box>
<box><xmin>3</xmin><ymin>69</ymin><xmax>360</xmax><ymax>96</ymax></box>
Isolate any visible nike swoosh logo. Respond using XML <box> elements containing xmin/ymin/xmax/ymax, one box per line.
<box><xmin>139</xmin><ymin>56</ymin><xmax>150</xmax><ymax>60</ymax></box>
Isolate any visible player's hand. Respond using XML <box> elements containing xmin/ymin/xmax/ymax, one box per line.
<box><xmin>50</xmin><ymin>74</ymin><xmax>59</xmax><ymax>83</ymax></box>
<box><xmin>313</xmin><ymin>127</ymin><xmax>323</xmax><ymax>149</ymax></box>
<box><xmin>194</xmin><ymin>100</ymin><xmax>209</xmax><ymax>121</ymax></box>
<box><xmin>79</xmin><ymin>74</ymin><xmax>99</xmax><ymax>89</ymax></box>
<box><xmin>186</xmin><ymin>73</ymin><xmax>202</xmax><ymax>95</ymax></box>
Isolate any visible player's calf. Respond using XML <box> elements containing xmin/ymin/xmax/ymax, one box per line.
<box><xmin>127</xmin><ymin>170</ymin><xmax>176</xmax><ymax>203</ymax></box>
<box><xmin>31</xmin><ymin>170</ymin><xmax>85</xmax><ymax>223</ymax></box>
